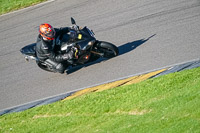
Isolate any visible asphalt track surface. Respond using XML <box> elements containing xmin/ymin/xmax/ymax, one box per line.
<box><xmin>0</xmin><ymin>0</ymin><xmax>200</xmax><ymax>111</ymax></box>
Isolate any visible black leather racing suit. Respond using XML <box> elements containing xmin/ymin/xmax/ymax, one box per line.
<box><xmin>35</xmin><ymin>27</ymin><xmax>74</xmax><ymax>73</ymax></box>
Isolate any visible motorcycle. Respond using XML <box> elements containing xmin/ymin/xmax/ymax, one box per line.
<box><xmin>20</xmin><ymin>17</ymin><xmax>119</xmax><ymax>73</ymax></box>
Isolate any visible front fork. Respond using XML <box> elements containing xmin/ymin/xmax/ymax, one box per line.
<box><xmin>90</xmin><ymin>41</ymin><xmax>104</xmax><ymax>57</ymax></box>
<box><xmin>90</xmin><ymin>51</ymin><xmax>104</xmax><ymax>57</ymax></box>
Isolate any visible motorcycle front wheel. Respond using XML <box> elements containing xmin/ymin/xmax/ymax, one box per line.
<box><xmin>95</xmin><ymin>41</ymin><xmax>119</xmax><ymax>58</ymax></box>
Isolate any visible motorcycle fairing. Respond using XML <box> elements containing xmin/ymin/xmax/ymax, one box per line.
<box><xmin>20</xmin><ymin>43</ymin><xmax>36</xmax><ymax>56</ymax></box>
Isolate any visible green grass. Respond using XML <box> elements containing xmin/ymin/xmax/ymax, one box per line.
<box><xmin>0</xmin><ymin>67</ymin><xmax>200</xmax><ymax>133</ymax></box>
<box><xmin>0</xmin><ymin>0</ymin><xmax>47</xmax><ymax>15</ymax></box>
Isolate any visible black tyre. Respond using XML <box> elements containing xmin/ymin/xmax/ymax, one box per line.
<box><xmin>37</xmin><ymin>62</ymin><xmax>55</xmax><ymax>72</ymax></box>
<box><xmin>96</xmin><ymin>41</ymin><xmax>119</xmax><ymax>58</ymax></box>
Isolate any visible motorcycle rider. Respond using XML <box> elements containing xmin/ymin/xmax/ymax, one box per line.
<box><xmin>35</xmin><ymin>23</ymin><xmax>77</xmax><ymax>74</ymax></box>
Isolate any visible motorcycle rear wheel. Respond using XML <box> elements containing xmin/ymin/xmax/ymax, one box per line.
<box><xmin>37</xmin><ymin>62</ymin><xmax>55</xmax><ymax>72</ymax></box>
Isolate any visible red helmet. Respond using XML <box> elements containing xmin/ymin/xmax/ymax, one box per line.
<box><xmin>39</xmin><ymin>23</ymin><xmax>56</xmax><ymax>40</ymax></box>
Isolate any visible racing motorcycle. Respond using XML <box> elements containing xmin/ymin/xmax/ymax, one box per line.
<box><xmin>20</xmin><ymin>17</ymin><xmax>119</xmax><ymax>73</ymax></box>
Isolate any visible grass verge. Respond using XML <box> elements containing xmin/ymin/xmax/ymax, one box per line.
<box><xmin>0</xmin><ymin>67</ymin><xmax>200</xmax><ymax>133</ymax></box>
<box><xmin>0</xmin><ymin>0</ymin><xmax>47</xmax><ymax>15</ymax></box>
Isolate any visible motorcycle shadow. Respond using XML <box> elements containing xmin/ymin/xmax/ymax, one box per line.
<box><xmin>66</xmin><ymin>34</ymin><xmax>156</xmax><ymax>75</ymax></box>
<box><xmin>66</xmin><ymin>57</ymin><xmax>106</xmax><ymax>75</ymax></box>
<box><xmin>118</xmin><ymin>34</ymin><xmax>156</xmax><ymax>55</ymax></box>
